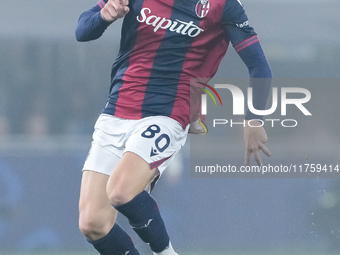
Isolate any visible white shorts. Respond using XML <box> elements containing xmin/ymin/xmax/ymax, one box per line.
<box><xmin>83</xmin><ymin>114</ymin><xmax>189</xmax><ymax>182</ymax></box>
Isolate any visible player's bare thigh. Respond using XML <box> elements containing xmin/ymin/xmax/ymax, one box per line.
<box><xmin>79</xmin><ymin>170</ymin><xmax>117</xmax><ymax>241</ymax></box>
<box><xmin>106</xmin><ymin>151</ymin><xmax>159</xmax><ymax>206</ymax></box>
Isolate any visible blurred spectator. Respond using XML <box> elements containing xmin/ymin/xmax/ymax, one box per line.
<box><xmin>25</xmin><ymin>114</ymin><xmax>49</xmax><ymax>137</ymax></box>
<box><xmin>0</xmin><ymin>116</ymin><xmax>9</xmax><ymax>138</ymax></box>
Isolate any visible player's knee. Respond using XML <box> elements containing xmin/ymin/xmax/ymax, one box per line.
<box><xmin>79</xmin><ymin>210</ymin><xmax>110</xmax><ymax>240</ymax></box>
<box><xmin>106</xmin><ymin>184</ymin><xmax>132</xmax><ymax>206</ymax></box>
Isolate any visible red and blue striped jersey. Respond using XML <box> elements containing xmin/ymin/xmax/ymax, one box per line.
<box><xmin>76</xmin><ymin>0</ymin><xmax>268</xmax><ymax>127</ymax></box>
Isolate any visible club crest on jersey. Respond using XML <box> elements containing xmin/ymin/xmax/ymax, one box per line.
<box><xmin>195</xmin><ymin>0</ymin><xmax>210</xmax><ymax>19</ymax></box>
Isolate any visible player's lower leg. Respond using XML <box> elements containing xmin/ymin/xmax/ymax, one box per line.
<box><xmin>79</xmin><ymin>171</ymin><xmax>139</xmax><ymax>254</ymax></box>
<box><xmin>114</xmin><ymin>191</ymin><xmax>178</xmax><ymax>254</ymax></box>
<box><xmin>87</xmin><ymin>223</ymin><xmax>140</xmax><ymax>255</ymax></box>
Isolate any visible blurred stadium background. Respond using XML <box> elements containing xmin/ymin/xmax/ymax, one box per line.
<box><xmin>0</xmin><ymin>0</ymin><xmax>340</xmax><ymax>254</ymax></box>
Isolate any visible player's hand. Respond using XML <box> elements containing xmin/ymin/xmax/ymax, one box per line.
<box><xmin>101</xmin><ymin>0</ymin><xmax>130</xmax><ymax>23</ymax></box>
<box><xmin>189</xmin><ymin>115</ymin><xmax>208</xmax><ymax>135</ymax></box>
<box><xmin>244</xmin><ymin>120</ymin><xmax>271</xmax><ymax>166</ymax></box>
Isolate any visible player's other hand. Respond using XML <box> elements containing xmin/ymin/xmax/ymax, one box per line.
<box><xmin>244</xmin><ymin>120</ymin><xmax>271</xmax><ymax>166</ymax></box>
<box><xmin>101</xmin><ymin>0</ymin><xmax>130</xmax><ymax>23</ymax></box>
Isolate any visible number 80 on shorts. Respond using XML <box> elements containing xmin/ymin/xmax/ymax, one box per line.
<box><xmin>141</xmin><ymin>124</ymin><xmax>171</xmax><ymax>156</ymax></box>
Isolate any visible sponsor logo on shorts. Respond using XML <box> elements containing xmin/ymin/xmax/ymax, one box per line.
<box><xmin>150</xmin><ymin>147</ymin><xmax>159</xmax><ymax>157</ymax></box>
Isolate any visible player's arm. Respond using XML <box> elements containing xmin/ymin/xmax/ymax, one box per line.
<box><xmin>237</xmin><ymin>41</ymin><xmax>272</xmax><ymax>166</ymax></box>
<box><xmin>222</xmin><ymin>0</ymin><xmax>272</xmax><ymax>166</ymax></box>
<box><xmin>75</xmin><ymin>0</ymin><xmax>129</xmax><ymax>42</ymax></box>
<box><xmin>238</xmin><ymin>43</ymin><xmax>272</xmax><ymax>166</ymax></box>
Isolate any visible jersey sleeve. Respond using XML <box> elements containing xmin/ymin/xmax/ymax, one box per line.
<box><xmin>221</xmin><ymin>0</ymin><xmax>257</xmax><ymax>50</ymax></box>
<box><xmin>240</xmin><ymin>43</ymin><xmax>272</xmax><ymax>120</ymax></box>
<box><xmin>75</xmin><ymin>0</ymin><xmax>112</xmax><ymax>42</ymax></box>
<box><xmin>222</xmin><ymin>0</ymin><xmax>272</xmax><ymax>120</ymax></box>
